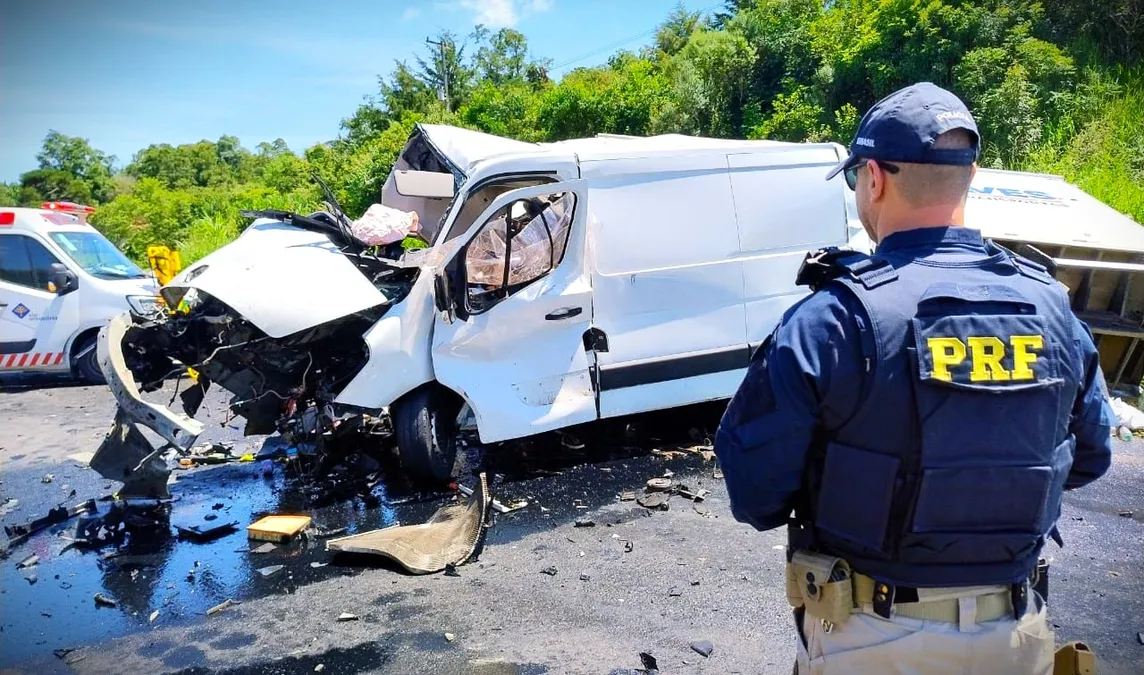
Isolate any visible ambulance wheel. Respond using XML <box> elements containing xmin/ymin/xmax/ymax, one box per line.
<box><xmin>74</xmin><ymin>335</ymin><xmax>105</xmax><ymax>385</ymax></box>
<box><xmin>393</xmin><ymin>386</ymin><xmax>459</xmax><ymax>484</ymax></box>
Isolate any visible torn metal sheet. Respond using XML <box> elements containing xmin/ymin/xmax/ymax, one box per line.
<box><xmin>326</xmin><ymin>473</ymin><xmax>492</xmax><ymax>574</ymax></box>
<box><xmin>91</xmin><ymin>409</ymin><xmax>173</xmax><ymax>499</ymax></box>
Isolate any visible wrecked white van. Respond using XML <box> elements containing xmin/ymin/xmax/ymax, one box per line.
<box><xmin>94</xmin><ymin>123</ymin><xmax>859</xmax><ymax>492</ymax></box>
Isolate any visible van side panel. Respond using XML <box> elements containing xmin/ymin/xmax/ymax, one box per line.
<box><xmin>583</xmin><ymin>153</ymin><xmax>750</xmax><ymax>419</ymax></box>
<box><xmin>728</xmin><ymin>150</ymin><xmax>850</xmax><ymax>346</ymax></box>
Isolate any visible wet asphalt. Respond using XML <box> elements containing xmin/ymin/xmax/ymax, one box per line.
<box><xmin>0</xmin><ymin>376</ymin><xmax>1141</xmax><ymax>675</ymax></box>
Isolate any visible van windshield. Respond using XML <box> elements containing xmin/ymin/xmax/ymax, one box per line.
<box><xmin>49</xmin><ymin>231</ymin><xmax>148</xmax><ymax>280</ymax></box>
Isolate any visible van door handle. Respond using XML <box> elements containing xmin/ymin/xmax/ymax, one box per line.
<box><xmin>545</xmin><ymin>307</ymin><xmax>583</xmax><ymax>321</ymax></box>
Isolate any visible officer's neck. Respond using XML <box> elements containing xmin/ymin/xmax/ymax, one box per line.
<box><xmin>873</xmin><ymin>201</ymin><xmax>967</xmax><ymax>244</ymax></box>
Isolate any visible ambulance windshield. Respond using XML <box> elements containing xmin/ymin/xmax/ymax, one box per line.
<box><xmin>49</xmin><ymin>231</ymin><xmax>147</xmax><ymax>280</ymax></box>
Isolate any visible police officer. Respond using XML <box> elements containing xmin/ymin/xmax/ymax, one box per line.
<box><xmin>714</xmin><ymin>82</ymin><xmax>1114</xmax><ymax>675</ymax></box>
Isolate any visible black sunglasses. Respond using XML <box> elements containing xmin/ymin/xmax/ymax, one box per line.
<box><xmin>844</xmin><ymin>159</ymin><xmax>900</xmax><ymax>190</ymax></box>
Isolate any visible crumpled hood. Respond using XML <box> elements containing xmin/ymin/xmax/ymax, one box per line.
<box><xmin>163</xmin><ymin>219</ymin><xmax>390</xmax><ymax>339</ymax></box>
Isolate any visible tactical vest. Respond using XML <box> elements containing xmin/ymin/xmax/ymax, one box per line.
<box><xmin>795</xmin><ymin>241</ymin><xmax>1083</xmax><ymax>587</ymax></box>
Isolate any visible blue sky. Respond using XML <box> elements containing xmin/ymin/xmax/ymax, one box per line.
<box><xmin>0</xmin><ymin>0</ymin><xmax>717</xmax><ymax>182</ymax></box>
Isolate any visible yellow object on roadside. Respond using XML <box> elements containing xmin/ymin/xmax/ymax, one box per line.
<box><xmin>146</xmin><ymin>245</ymin><xmax>182</xmax><ymax>285</ymax></box>
<box><xmin>186</xmin><ymin>367</ymin><xmax>199</xmax><ymax>382</ymax></box>
<box><xmin>247</xmin><ymin>515</ymin><xmax>312</xmax><ymax>543</ymax></box>
<box><xmin>1054</xmin><ymin>642</ymin><xmax>1096</xmax><ymax>675</ymax></box>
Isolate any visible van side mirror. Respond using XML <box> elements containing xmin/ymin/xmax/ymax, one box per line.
<box><xmin>48</xmin><ymin>263</ymin><xmax>79</xmax><ymax>296</ymax></box>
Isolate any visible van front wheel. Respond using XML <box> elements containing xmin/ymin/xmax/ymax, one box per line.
<box><xmin>73</xmin><ymin>335</ymin><xmax>105</xmax><ymax>385</ymax></box>
<box><xmin>393</xmin><ymin>386</ymin><xmax>459</xmax><ymax>484</ymax></box>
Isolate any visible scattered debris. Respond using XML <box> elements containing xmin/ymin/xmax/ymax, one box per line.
<box><xmin>175</xmin><ymin>520</ymin><xmax>238</xmax><ymax>543</ymax></box>
<box><xmin>42</xmin><ymin>474</ymin><xmax>54</xmax><ymax>484</ymax></box>
<box><xmin>248</xmin><ymin>514</ymin><xmax>312</xmax><ymax>542</ymax></box>
<box><xmin>315</xmin><ymin>665</ymin><xmax>325</xmax><ymax>673</ymax></box>
<box><xmin>574</xmin><ymin>518</ymin><xmax>596</xmax><ymax>528</ymax></box>
<box><xmin>53</xmin><ymin>648</ymin><xmax>76</xmax><ymax>660</ymax></box>
<box><xmin>312</xmin><ymin>526</ymin><xmax>349</xmax><ymax>539</ymax></box>
<box><xmin>251</xmin><ymin>542</ymin><xmax>278</xmax><ymax>554</ymax></box>
<box><xmin>1119</xmin><ymin>510</ymin><xmax>1134</xmax><ymax>518</ymax></box>
<box><xmin>668</xmin><ymin>587</ymin><xmax>683</xmax><ymax>597</ymax></box>
<box><xmin>327</xmin><ymin>473</ymin><xmax>492</xmax><ymax>575</ymax></box>
<box><xmin>690</xmin><ymin>640</ymin><xmax>714</xmax><ymax>658</ymax></box>
<box><xmin>646</xmin><ymin>478</ymin><xmax>672</xmax><ymax>492</ymax></box>
<box><xmin>4</xmin><ymin>499</ymin><xmax>98</xmax><ymax>549</ymax></box>
<box><xmin>639</xmin><ymin>652</ymin><xmax>659</xmax><ymax>673</ymax></box>
<box><xmin>1137</xmin><ymin>632</ymin><xmax>1143</xmax><ymax>645</ymax></box>
<box><xmin>541</xmin><ymin>566</ymin><xmax>558</xmax><ymax>576</ymax></box>
<box><xmin>444</xmin><ymin>632</ymin><xmax>456</xmax><ymax>642</ymax></box>
<box><xmin>457</xmin><ymin>482</ymin><xmax>523</xmax><ymax>514</ymax></box>
<box><xmin>675</xmin><ymin>485</ymin><xmax>709</xmax><ymax>502</ymax></box>
<box><xmin>256</xmin><ymin>564</ymin><xmax>284</xmax><ymax>578</ymax></box>
<box><xmin>24</xmin><ymin>573</ymin><xmax>37</xmax><ymax>584</ymax></box>
<box><xmin>94</xmin><ymin>593</ymin><xmax>117</xmax><ymax>608</ymax></box>
<box><xmin>619</xmin><ymin>491</ymin><xmax>636</xmax><ymax>502</ymax></box>
<box><xmin>207</xmin><ymin>599</ymin><xmax>237</xmax><ymax>616</ymax></box>
<box><xmin>444</xmin><ymin>563</ymin><xmax>460</xmax><ymax>577</ymax></box>
<box><xmin>580</xmin><ymin>572</ymin><xmax>591</xmax><ymax>582</ymax></box>
<box><xmin>310</xmin><ymin>561</ymin><xmax>329</xmax><ymax>569</ymax></box>
<box><xmin>149</xmin><ymin>610</ymin><xmax>159</xmax><ymax>623</ymax></box>
<box><xmin>0</xmin><ymin>498</ymin><xmax>19</xmax><ymax>517</ymax></box>
<box><xmin>624</xmin><ymin>541</ymin><xmax>634</xmax><ymax>553</ymax></box>
<box><xmin>337</xmin><ymin>612</ymin><xmax>359</xmax><ymax>622</ymax></box>
<box><xmin>693</xmin><ymin>503</ymin><xmax>711</xmax><ymax>517</ymax></box>
<box><xmin>16</xmin><ymin>553</ymin><xmax>39</xmax><ymax>569</ymax></box>
<box><xmin>637</xmin><ymin>492</ymin><xmax>670</xmax><ymax>511</ymax></box>
<box><xmin>713</xmin><ymin>463</ymin><xmax>724</xmax><ymax>480</ymax></box>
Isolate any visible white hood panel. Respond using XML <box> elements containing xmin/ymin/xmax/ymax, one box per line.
<box><xmin>166</xmin><ymin>219</ymin><xmax>388</xmax><ymax>338</ymax></box>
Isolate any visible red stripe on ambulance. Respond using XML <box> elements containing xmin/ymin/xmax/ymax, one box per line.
<box><xmin>0</xmin><ymin>352</ymin><xmax>67</xmax><ymax>369</ymax></box>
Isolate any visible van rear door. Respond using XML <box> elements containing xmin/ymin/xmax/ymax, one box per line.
<box><xmin>431</xmin><ymin>182</ymin><xmax>597</xmax><ymax>444</ymax></box>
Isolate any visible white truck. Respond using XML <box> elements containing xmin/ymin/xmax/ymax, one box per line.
<box><xmin>0</xmin><ymin>202</ymin><xmax>160</xmax><ymax>383</ymax></box>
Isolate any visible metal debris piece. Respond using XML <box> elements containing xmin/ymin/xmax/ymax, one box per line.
<box><xmin>176</xmin><ymin>521</ymin><xmax>238</xmax><ymax>542</ymax></box>
<box><xmin>693</xmin><ymin>503</ymin><xmax>711</xmax><ymax>517</ymax></box>
<box><xmin>53</xmin><ymin>648</ymin><xmax>76</xmax><ymax>660</ymax></box>
<box><xmin>310</xmin><ymin>561</ymin><xmax>328</xmax><ymax>569</ymax></box>
<box><xmin>251</xmin><ymin>542</ymin><xmax>278</xmax><ymax>554</ymax></box>
<box><xmin>580</xmin><ymin>572</ymin><xmax>591</xmax><ymax>582</ymax></box>
<box><xmin>16</xmin><ymin>554</ymin><xmax>39</xmax><ymax>569</ymax></box>
<box><xmin>574</xmin><ymin>518</ymin><xmax>595</xmax><ymax>528</ymax></box>
<box><xmin>456</xmin><ymin>482</ymin><xmax>519</xmax><ymax>514</ymax></box>
<box><xmin>314</xmin><ymin>664</ymin><xmax>325</xmax><ymax>672</ymax></box>
<box><xmin>541</xmin><ymin>566</ymin><xmax>558</xmax><ymax>576</ymax></box>
<box><xmin>24</xmin><ymin>573</ymin><xmax>37</xmax><ymax>584</ymax></box>
<box><xmin>327</xmin><ymin>473</ymin><xmax>492</xmax><ymax>575</ymax></box>
<box><xmin>312</xmin><ymin>527</ymin><xmax>348</xmax><ymax>539</ymax></box>
<box><xmin>713</xmin><ymin>463</ymin><xmax>723</xmax><ymax>480</ymax></box>
<box><xmin>1119</xmin><ymin>510</ymin><xmax>1134</xmax><ymax>518</ymax></box>
<box><xmin>646</xmin><ymin>478</ymin><xmax>672</xmax><ymax>492</ymax></box>
<box><xmin>637</xmin><ymin>492</ymin><xmax>670</xmax><ymax>511</ymax></box>
<box><xmin>624</xmin><ymin>541</ymin><xmax>634</xmax><ymax>553</ymax></box>
<box><xmin>668</xmin><ymin>587</ymin><xmax>682</xmax><ymax>597</ymax></box>
<box><xmin>337</xmin><ymin>612</ymin><xmax>359</xmax><ymax>622</ymax></box>
<box><xmin>42</xmin><ymin>474</ymin><xmax>54</xmax><ymax>484</ymax></box>
<box><xmin>639</xmin><ymin>652</ymin><xmax>659</xmax><ymax>673</ymax></box>
<box><xmin>445</xmin><ymin>632</ymin><xmax>456</xmax><ymax>642</ymax></box>
<box><xmin>256</xmin><ymin>565</ymin><xmax>284</xmax><ymax>578</ymax></box>
<box><xmin>690</xmin><ymin>640</ymin><xmax>714</xmax><ymax>658</ymax></box>
<box><xmin>207</xmin><ymin>599</ymin><xmax>236</xmax><ymax>616</ymax></box>
<box><xmin>676</xmin><ymin>485</ymin><xmax>709</xmax><ymax>502</ymax></box>
<box><xmin>94</xmin><ymin>593</ymin><xmax>117</xmax><ymax>608</ymax></box>
<box><xmin>619</xmin><ymin>491</ymin><xmax>636</xmax><ymax>502</ymax></box>
<box><xmin>444</xmin><ymin>563</ymin><xmax>460</xmax><ymax>577</ymax></box>
<box><xmin>149</xmin><ymin>610</ymin><xmax>159</xmax><ymax>623</ymax></box>
<box><xmin>5</xmin><ymin>499</ymin><xmax>98</xmax><ymax>549</ymax></box>
<box><xmin>1137</xmin><ymin>632</ymin><xmax>1143</xmax><ymax>645</ymax></box>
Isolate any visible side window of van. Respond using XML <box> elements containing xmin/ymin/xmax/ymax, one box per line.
<box><xmin>464</xmin><ymin>192</ymin><xmax>575</xmax><ymax>313</ymax></box>
<box><xmin>0</xmin><ymin>235</ymin><xmax>60</xmax><ymax>291</ymax></box>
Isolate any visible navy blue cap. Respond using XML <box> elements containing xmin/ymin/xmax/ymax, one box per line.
<box><xmin>826</xmin><ymin>82</ymin><xmax>980</xmax><ymax>180</ymax></box>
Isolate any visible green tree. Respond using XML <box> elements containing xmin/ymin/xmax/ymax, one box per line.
<box><xmin>34</xmin><ymin>131</ymin><xmax>116</xmax><ymax>203</ymax></box>
<box><xmin>655</xmin><ymin>3</ymin><xmax>706</xmax><ymax>57</ymax></box>
<box><xmin>472</xmin><ymin>26</ymin><xmax>531</xmax><ymax>84</ymax></box>
<box><xmin>18</xmin><ymin>168</ymin><xmax>94</xmax><ymax>205</ymax></box>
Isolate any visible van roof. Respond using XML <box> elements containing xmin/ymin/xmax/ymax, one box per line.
<box><xmin>418</xmin><ymin>123</ymin><xmax>802</xmax><ymax>173</ymax></box>
<box><xmin>965</xmin><ymin>168</ymin><xmax>1144</xmax><ymax>254</ymax></box>
<box><xmin>0</xmin><ymin>206</ymin><xmax>94</xmax><ymax>234</ymax></box>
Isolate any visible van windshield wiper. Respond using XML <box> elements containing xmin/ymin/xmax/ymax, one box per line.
<box><xmin>241</xmin><ymin>175</ymin><xmax>369</xmax><ymax>250</ymax></box>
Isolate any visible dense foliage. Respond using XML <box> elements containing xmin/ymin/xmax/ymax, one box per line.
<box><xmin>3</xmin><ymin>0</ymin><xmax>1141</xmax><ymax>264</ymax></box>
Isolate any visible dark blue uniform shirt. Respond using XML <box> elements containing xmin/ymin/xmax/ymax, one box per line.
<box><xmin>715</xmin><ymin>227</ymin><xmax>1114</xmax><ymax>534</ymax></box>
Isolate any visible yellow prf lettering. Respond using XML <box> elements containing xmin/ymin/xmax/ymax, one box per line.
<box><xmin>927</xmin><ymin>337</ymin><xmax>966</xmax><ymax>381</ymax></box>
<box><xmin>968</xmin><ymin>336</ymin><xmax>1010</xmax><ymax>382</ymax></box>
<box><xmin>1010</xmin><ymin>335</ymin><xmax>1044</xmax><ymax>381</ymax></box>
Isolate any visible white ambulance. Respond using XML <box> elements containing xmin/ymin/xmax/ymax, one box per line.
<box><xmin>0</xmin><ymin>202</ymin><xmax>160</xmax><ymax>383</ymax></box>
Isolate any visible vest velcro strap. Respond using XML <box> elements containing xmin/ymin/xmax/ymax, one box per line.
<box><xmin>841</xmin><ymin>256</ymin><xmax>899</xmax><ymax>289</ymax></box>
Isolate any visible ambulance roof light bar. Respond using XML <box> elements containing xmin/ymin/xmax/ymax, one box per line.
<box><xmin>42</xmin><ymin>201</ymin><xmax>95</xmax><ymax>224</ymax></box>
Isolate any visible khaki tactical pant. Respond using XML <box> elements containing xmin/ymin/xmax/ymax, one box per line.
<box><xmin>793</xmin><ymin>591</ymin><xmax>1056</xmax><ymax>674</ymax></box>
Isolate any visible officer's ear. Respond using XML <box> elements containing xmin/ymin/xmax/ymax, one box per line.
<box><xmin>868</xmin><ymin>160</ymin><xmax>889</xmax><ymax>203</ymax></box>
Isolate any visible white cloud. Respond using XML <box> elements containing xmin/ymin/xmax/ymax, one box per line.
<box><xmin>402</xmin><ymin>6</ymin><xmax>421</xmax><ymax>20</ymax></box>
<box><xmin>457</xmin><ymin>0</ymin><xmax>554</xmax><ymax>28</ymax></box>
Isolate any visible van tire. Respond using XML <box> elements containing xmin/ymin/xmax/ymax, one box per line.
<box><xmin>73</xmin><ymin>335</ymin><xmax>105</xmax><ymax>385</ymax></box>
<box><xmin>393</xmin><ymin>386</ymin><xmax>459</xmax><ymax>484</ymax></box>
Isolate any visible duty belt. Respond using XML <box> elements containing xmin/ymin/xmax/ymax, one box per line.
<box><xmin>786</xmin><ymin>551</ymin><xmax>1028</xmax><ymax>630</ymax></box>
